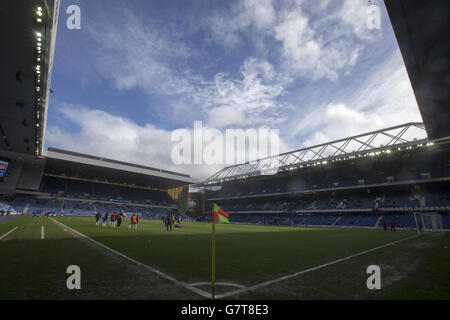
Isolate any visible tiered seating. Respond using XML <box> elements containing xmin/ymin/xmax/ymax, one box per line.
<box><xmin>425</xmin><ymin>191</ymin><xmax>450</xmax><ymax>207</ymax></box>
<box><xmin>44</xmin><ymin>176</ymin><xmax>66</xmax><ymax>194</ymax></box>
<box><xmin>300</xmin><ymin>215</ymin><xmax>339</xmax><ymax>226</ymax></box>
<box><xmin>380</xmin><ymin>214</ymin><xmax>416</xmax><ymax>229</ymax></box>
<box><xmin>62</xmin><ymin>201</ymin><xmax>92</xmax><ymax>215</ymax></box>
<box><xmin>66</xmin><ymin>180</ymin><xmax>92</xmax><ymax>197</ymax></box>
<box><xmin>28</xmin><ymin>198</ymin><xmax>62</xmax><ymax>215</ymax></box>
<box><xmin>216</xmin><ymin>186</ymin><xmax>450</xmax><ymax>215</ymax></box>
<box><xmin>0</xmin><ymin>201</ymin><xmax>16</xmax><ymax>214</ymax></box>
<box><xmin>336</xmin><ymin>215</ymin><xmax>379</xmax><ymax>227</ymax></box>
<box><xmin>442</xmin><ymin>214</ymin><xmax>450</xmax><ymax>229</ymax></box>
<box><xmin>378</xmin><ymin>191</ymin><xmax>420</xmax><ymax>209</ymax></box>
<box><xmin>42</xmin><ymin>177</ymin><xmax>177</xmax><ymax>207</ymax></box>
<box><xmin>93</xmin><ymin>183</ymin><xmax>118</xmax><ymax>200</ymax></box>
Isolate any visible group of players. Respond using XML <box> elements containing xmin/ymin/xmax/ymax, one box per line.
<box><xmin>95</xmin><ymin>210</ymin><xmax>139</xmax><ymax>229</ymax></box>
<box><xmin>94</xmin><ymin>210</ymin><xmax>184</xmax><ymax>231</ymax></box>
<box><xmin>380</xmin><ymin>219</ymin><xmax>396</xmax><ymax>232</ymax></box>
<box><xmin>164</xmin><ymin>214</ymin><xmax>183</xmax><ymax>231</ymax></box>
<box><xmin>31</xmin><ymin>209</ymin><xmax>53</xmax><ymax>218</ymax></box>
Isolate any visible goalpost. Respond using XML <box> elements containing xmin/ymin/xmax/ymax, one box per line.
<box><xmin>413</xmin><ymin>212</ymin><xmax>445</xmax><ymax>235</ymax></box>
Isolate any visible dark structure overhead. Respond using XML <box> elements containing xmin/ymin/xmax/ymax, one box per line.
<box><xmin>44</xmin><ymin>148</ymin><xmax>196</xmax><ymax>190</ymax></box>
<box><xmin>385</xmin><ymin>0</ymin><xmax>450</xmax><ymax>140</ymax></box>
<box><xmin>0</xmin><ymin>0</ymin><xmax>59</xmax><ymax>155</ymax></box>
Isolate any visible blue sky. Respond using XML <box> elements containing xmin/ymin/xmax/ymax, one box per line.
<box><xmin>45</xmin><ymin>0</ymin><xmax>422</xmax><ymax>180</ymax></box>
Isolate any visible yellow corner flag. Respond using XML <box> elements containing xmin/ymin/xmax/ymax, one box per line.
<box><xmin>211</xmin><ymin>203</ymin><xmax>230</xmax><ymax>299</ymax></box>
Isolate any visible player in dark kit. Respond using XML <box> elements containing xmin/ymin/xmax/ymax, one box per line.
<box><xmin>165</xmin><ymin>215</ymin><xmax>172</xmax><ymax>232</ymax></box>
<box><xmin>95</xmin><ymin>211</ymin><xmax>102</xmax><ymax>226</ymax></box>
<box><xmin>102</xmin><ymin>212</ymin><xmax>109</xmax><ymax>227</ymax></box>
<box><xmin>116</xmin><ymin>211</ymin><xmax>123</xmax><ymax>228</ymax></box>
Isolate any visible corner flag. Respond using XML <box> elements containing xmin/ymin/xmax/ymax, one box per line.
<box><xmin>212</xmin><ymin>203</ymin><xmax>230</xmax><ymax>223</ymax></box>
<box><xmin>211</xmin><ymin>203</ymin><xmax>230</xmax><ymax>299</ymax></box>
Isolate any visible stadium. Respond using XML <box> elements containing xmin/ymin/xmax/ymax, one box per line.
<box><xmin>0</xmin><ymin>0</ymin><xmax>449</xmax><ymax>302</ymax></box>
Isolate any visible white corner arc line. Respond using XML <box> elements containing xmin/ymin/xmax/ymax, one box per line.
<box><xmin>215</xmin><ymin>234</ymin><xmax>420</xmax><ymax>299</ymax></box>
<box><xmin>50</xmin><ymin>218</ymin><xmax>211</xmax><ymax>298</ymax></box>
<box><xmin>0</xmin><ymin>226</ymin><xmax>18</xmax><ymax>240</ymax></box>
<box><xmin>189</xmin><ymin>282</ymin><xmax>246</xmax><ymax>289</ymax></box>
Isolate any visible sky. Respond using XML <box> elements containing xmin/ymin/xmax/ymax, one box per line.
<box><xmin>45</xmin><ymin>0</ymin><xmax>423</xmax><ymax>181</ymax></box>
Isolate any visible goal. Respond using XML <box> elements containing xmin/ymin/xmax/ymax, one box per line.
<box><xmin>413</xmin><ymin>212</ymin><xmax>445</xmax><ymax>234</ymax></box>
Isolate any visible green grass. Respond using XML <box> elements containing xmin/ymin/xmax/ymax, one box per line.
<box><xmin>0</xmin><ymin>215</ymin><xmax>448</xmax><ymax>299</ymax></box>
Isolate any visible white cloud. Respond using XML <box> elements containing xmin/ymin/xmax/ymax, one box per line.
<box><xmin>87</xmin><ymin>10</ymin><xmax>197</xmax><ymax>96</ymax></box>
<box><xmin>46</xmin><ymin>103</ymin><xmax>290</xmax><ymax>180</ymax></box>
<box><xmin>273</xmin><ymin>0</ymin><xmax>371</xmax><ymax>81</ymax></box>
<box><xmin>205</xmin><ymin>0</ymin><xmax>371</xmax><ymax>82</ymax></box>
<box><xmin>206</xmin><ymin>0</ymin><xmax>275</xmax><ymax>48</ymax></box>
<box><xmin>202</xmin><ymin>57</ymin><xmax>289</xmax><ymax>128</ymax></box>
<box><xmin>207</xmin><ymin>106</ymin><xmax>246</xmax><ymax>128</ymax></box>
<box><xmin>291</xmin><ymin>49</ymin><xmax>422</xmax><ymax>146</ymax></box>
<box><xmin>86</xmin><ymin>9</ymin><xmax>291</xmax><ymax>130</ymax></box>
<box><xmin>81</xmin><ymin>1</ymin><xmax>384</xmax><ymax>133</ymax></box>
<box><xmin>338</xmin><ymin>0</ymin><xmax>374</xmax><ymax>40</ymax></box>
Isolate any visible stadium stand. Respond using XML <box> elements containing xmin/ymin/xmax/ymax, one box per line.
<box><xmin>197</xmin><ymin>124</ymin><xmax>450</xmax><ymax>231</ymax></box>
<box><xmin>0</xmin><ymin>147</ymin><xmax>195</xmax><ymax>219</ymax></box>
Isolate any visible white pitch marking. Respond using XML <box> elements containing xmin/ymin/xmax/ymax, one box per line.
<box><xmin>215</xmin><ymin>234</ymin><xmax>420</xmax><ymax>299</ymax></box>
<box><xmin>41</xmin><ymin>226</ymin><xmax>45</xmax><ymax>240</ymax></box>
<box><xmin>0</xmin><ymin>226</ymin><xmax>18</xmax><ymax>241</ymax></box>
<box><xmin>50</xmin><ymin>218</ymin><xmax>211</xmax><ymax>298</ymax></box>
<box><xmin>189</xmin><ymin>282</ymin><xmax>246</xmax><ymax>289</ymax></box>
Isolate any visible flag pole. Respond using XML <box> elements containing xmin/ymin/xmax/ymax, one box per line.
<box><xmin>211</xmin><ymin>205</ymin><xmax>216</xmax><ymax>300</ymax></box>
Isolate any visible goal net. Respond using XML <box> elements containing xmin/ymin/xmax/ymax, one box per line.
<box><xmin>413</xmin><ymin>212</ymin><xmax>445</xmax><ymax>234</ymax></box>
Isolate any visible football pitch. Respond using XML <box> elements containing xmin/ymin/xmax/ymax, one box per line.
<box><xmin>0</xmin><ymin>215</ymin><xmax>449</xmax><ymax>300</ymax></box>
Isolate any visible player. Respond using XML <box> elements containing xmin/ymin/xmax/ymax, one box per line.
<box><xmin>110</xmin><ymin>211</ymin><xmax>117</xmax><ymax>227</ymax></box>
<box><xmin>381</xmin><ymin>220</ymin><xmax>387</xmax><ymax>231</ymax></box>
<box><xmin>390</xmin><ymin>220</ymin><xmax>396</xmax><ymax>232</ymax></box>
<box><xmin>165</xmin><ymin>214</ymin><xmax>172</xmax><ymax>232</ymax></box>
<box><xmin>102</xmin><ymin>212</ymin><xmax>109</xmax><ymax>227</ymax></box>
<box><xmin>117</xmin><ymin>211</ymin><xmax>124</xmax><ymax>228</ymax></box>
<box><xmin>95</xmin><ymin>211</ymin><xmax>102</xmax><ymax>226</ymax></box>
<box><xmin>128</xmin><ymin>214</ymin><xmax>138</xmax><ymax>230</ymax></box>
<box><xmin>174</xmin><ymin>219</ymin><xmax>183</xmax><ymax>231</ymax></box>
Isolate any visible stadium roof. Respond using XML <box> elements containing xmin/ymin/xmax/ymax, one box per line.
<box><xmin>202</xmin><ymin>122</ymin><xmax>429</xmax><ymax>185</ymax></box>
<box><xmin>0</xmin><ymin>0</ymin><xmax>59</xmax><ymax>156</ymax></box>
<box><xmin>385</xmin><ymin>0</ymin><xmax>450</xmax><ymax>140</ymax></box>
<box><xmin>44</xmin><ymin>148</ymin><xmax>197</xmax><ymax>189</ymax></box>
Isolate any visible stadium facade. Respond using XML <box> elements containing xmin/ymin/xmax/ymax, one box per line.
<box><xmin>1</xmin><ymin>1</ymin><xmax>449</xmax><ymax>231</ymax></box>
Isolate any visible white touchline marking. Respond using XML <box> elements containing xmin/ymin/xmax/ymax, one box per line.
<box><xmin>41</xmin><ymin>226</ymin><xmax>45</xmax><ymax>240</ymax></box>
<box><xmin>215</xmin><ymin>234</ymin><xmax>420</xmax><ymax>299</ymax></box>
<box><xmin>50</xmin><ymin>218</ymin><xmax>211</xmax><ymax>298</ymax></box>
<box><xmin>0</xmin><ymin>226</ymin><xmax>18</xmax><ymax>241</ymax></box>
